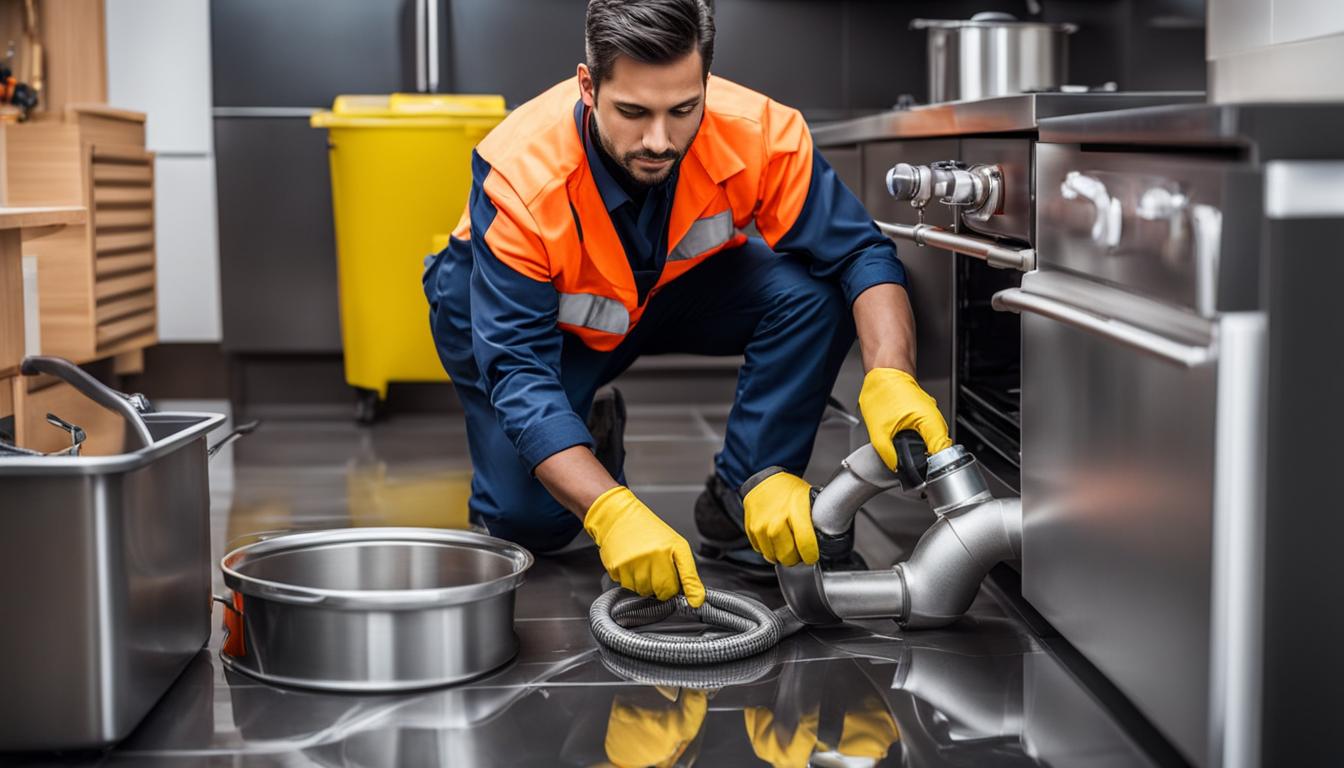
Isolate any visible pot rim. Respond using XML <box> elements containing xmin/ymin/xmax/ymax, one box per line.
<box><xmin>221</xmin><ymin>527</ymin><xmax>534</xmax><ymax>610</ymax></box>
<box><xmin>911</xmin><ymin>18</ymin><xmax>1078</xmax><ymax>33</ymax></box>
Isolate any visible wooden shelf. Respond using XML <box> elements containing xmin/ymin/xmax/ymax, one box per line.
<box><xmin>0</xmin><ymin>205</ymin><xmax>86</xmax><ymax>230</ymax></box>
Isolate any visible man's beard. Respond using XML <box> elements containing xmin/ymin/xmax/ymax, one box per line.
<box><xmin>594</xmin><ymin>121</ymin><xmax>683</xmax><ymax>188</ymax></box>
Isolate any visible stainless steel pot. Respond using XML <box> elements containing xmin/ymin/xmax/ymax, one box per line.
<box><xmin>220</xmin><ymin>527</ymin><xmax>533</xmax><ymax>692</ymax></box>
<box><xmin>912</xmin><ymin>13</ymin><xmax>1077</xmax><ymax>103</ymax></box>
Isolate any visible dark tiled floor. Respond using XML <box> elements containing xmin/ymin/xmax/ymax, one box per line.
<box><xmin>6</xmin><ymin>389</ymin><xmax>1163</xmax><ymax>767</ymax></box>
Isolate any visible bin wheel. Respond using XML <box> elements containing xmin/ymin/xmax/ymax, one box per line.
<box><xmin>354</xmin><ymin>388</ymin><xmax>383</xmax><ymax>425</ymax></box>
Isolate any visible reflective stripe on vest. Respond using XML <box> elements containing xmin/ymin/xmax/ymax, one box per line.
<box><xmin>667</xmin><ymin>209</ymin><xmax>735</xmax><ymax>262</ymax></box>
<box><xmin>557</xmin><ymin>292</ymin><xmax>631</xmax><ymax>335</ymax></box>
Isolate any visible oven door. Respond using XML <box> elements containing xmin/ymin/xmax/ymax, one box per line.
<box><xmin>996</xmin><ymin>269</ymin><xmax>1265</xmax><ymax>768</ymax></box>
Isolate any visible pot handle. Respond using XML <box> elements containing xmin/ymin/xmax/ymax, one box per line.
<box><xmin>214</xmin><ymin>594</ymin><xmax>246</xmax><ymax>658</ymax></box>
<box><xmin>208</xmin><ymin>420</ymin><xmax>260</xmax><ymax>459</ymax></box>
<box><xmin>20</xmin><ymin>356</ymin><xmax>155</xmax><ymax>449</ymax></box>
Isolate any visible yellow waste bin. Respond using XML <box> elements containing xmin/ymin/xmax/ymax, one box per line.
<box><xmin>311</xmin><ymin>93</ymin><xmax>507</xmax><ymax>422</ymax></box>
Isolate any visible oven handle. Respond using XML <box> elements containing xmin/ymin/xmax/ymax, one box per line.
<box><xmin>876</xmin><ymin>220</ymin><xmax>1036</xmax><ymax>271</ymax></box>
<box><xmin>991</xmin><ymin>288</ymin><xmax>1216</xmax><ymax>368</ymax></box>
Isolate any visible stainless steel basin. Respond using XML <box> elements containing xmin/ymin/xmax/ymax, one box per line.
<box><xmin>0</xmin><ymin>411</ymin><xmax>227</xmax><ymax>751</ymax></box>
<box><xmin>220</xmin><ymin>528</ymin><xmax>533</xmax><ymax>692</ymax></box>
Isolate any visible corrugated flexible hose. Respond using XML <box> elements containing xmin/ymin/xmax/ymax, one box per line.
<box><xmin>589</xmin><ymin>587</ymin><xmax>805</xmax><ymax>665</ymax></box>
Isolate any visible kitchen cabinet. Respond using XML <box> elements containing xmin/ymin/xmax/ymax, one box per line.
<box><xmin>106</xmin><ymin>0</ymin><xmax>220</xmax><ymax>343</ymax></box>
<box><xmin>215</xmin><ymin>117</ymin><xmax>341</xmax><ymax>352</ymax></box>
<box><xmin>106</xmin><ymin>0</ymin><xmax>213</xmax><ymax>154</ymax></box>
<box><xmin>3</xmin><ymin>106</ymin><xmax>158</xmax><ymax>364</ymax></box>
<box><xmin>211</xmin><ymin>0</ymin><xmax>442</xmax><ymax>354</ymax></box>
<box><xmin>152</xmin><ymin>157</ymin><xmax>221</xmax><ymax>342</ymax></box>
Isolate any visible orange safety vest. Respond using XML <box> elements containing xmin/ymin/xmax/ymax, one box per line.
<box><xmin>453</xmin><ymin>75</ymin><xmax>814</xmax><ymax>351</ymax></box>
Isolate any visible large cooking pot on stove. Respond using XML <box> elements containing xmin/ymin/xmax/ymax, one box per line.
<box><xmin>912</xmin><ymin>12</ymin><xmax>1077</xmax><ymax>103</ymax></box>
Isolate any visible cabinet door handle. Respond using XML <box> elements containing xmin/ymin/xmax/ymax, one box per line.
<box><xmin>426</xmin><ymin>0</ymin><xmax>441</xmax><ymax>93</ymax></box>
<box><xmin>991</xmin><ymin>288</ymin><xmax>1216</xmax><ymax>367</ymax></box>
<box><xmin>1061</xmin><ymin>171</ymin><xmax>1122</xmax><ymax>248</ymax></box>
<box><xmin>414</xmin><ymin>0</ymin><xmax>427</xmax><ymax>93</ymax></box>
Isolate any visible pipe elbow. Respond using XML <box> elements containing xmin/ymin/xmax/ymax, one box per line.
<box><xmin>899</xmin><ymin>497</ymin><xmax>1022</xmax><ymax>629</ymax></box>
<box><xmin>811</xmin><ymin>443</ymin><xmax>902</xmax><ymax>537</ymax></box>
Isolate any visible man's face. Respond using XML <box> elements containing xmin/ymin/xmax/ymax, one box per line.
<box><xmin>578</xmin><ymin>51</ymin><xmax>705</xmax><ymax>187</ymax></box>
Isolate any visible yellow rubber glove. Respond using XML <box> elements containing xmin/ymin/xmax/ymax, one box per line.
<box><xmin>743</xmin><ymin>706</ymin><xmax>820</xmax><ymax>768</ymax></box>
<box><xmin>831</xmin><ymin>699</ymin><xmax>901</xmax><ymax>759</ymax></box>
<box><xmin>857</xmin><ymin>368</ymin><xmax>953</xmax><ymax>472</ymax></box>
<box><xmin>742</xmin><ymin>471</ymin><xmax>819</xmax><ymax>567</ymax></box>
<box><xmin>604</xmin><ymin>688</ymin><xmax>709</xmax><ymax>768</ymax></box>
<box><xmin>584</xmin><ymin>486</ymin><xmax>706</xmax><ymax>607</ymax></box>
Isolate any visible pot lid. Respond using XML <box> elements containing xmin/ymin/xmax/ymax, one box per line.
<box><xmin>911</xmin><ymin>13</ymin><xmax>1078</xmax><ymax>32</ymax></box>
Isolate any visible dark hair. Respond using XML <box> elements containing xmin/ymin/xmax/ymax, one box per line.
<box><xmin>585</xmin><ymin>0</ymin><xmax>715</xmax><ymax>89</ymax></box>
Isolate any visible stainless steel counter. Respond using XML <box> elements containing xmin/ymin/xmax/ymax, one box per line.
<box><xmin>1037</xmin><ymin>101</ymin><xmax>1344</xmax><ymax>157</ymax></box>
<box><xmin>811</xmin><ymin>92</ymin><xmax>1204</xmax><ymax>146</ymax></box>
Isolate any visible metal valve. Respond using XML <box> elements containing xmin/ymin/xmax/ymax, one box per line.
<box><xmin>885</xmin><ymin>161</ymin><xmax>1004</xmax><ymax>224</ymax></box>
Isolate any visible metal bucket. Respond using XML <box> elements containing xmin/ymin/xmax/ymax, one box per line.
<box><xmin>219</xmin><ymin>527</ymin><xmax>533</xmax><ymax>692</ymax></box>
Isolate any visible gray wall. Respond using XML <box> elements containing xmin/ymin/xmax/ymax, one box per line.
<box><xmin>448</xmin><ymin>0</ymin><xmax>1207</xmax><ymax>119</ymax></box>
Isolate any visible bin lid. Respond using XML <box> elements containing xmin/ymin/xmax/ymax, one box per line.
<box><xmin>311</xmin><ymin>93</ymin><xmax>507</xmax><ymax>128</ymax></box>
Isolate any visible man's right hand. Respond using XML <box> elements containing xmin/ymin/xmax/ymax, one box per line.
<box><xmin>584</xmin><ymin>486</ymin><xmax>706</xmax><ymax>607</ymax></box>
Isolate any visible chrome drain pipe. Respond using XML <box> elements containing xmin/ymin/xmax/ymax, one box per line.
<box><xmin>778</xmin><ymin>443</ymin><xmax>1023</xmax><ymax>630</ymax></box>
<box><xmin>897</xmin><ymin>495</ymin><xmax>1021</xmax><ymax>628</ymax></box>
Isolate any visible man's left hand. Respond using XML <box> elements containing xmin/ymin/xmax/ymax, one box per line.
<box><xmin>857</xmin><ymin>367</ymin><xmax>952</xmax><ymax>472</ymax></box>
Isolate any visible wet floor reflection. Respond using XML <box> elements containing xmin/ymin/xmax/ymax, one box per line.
<box><xmin>4</xmin><ymin>404</ymin><xmax>1167</xmax><ymax>766</ymax></box>
<box><xmin>100</xmin><ymin>621</ymin><xmax>1155</xmax><ymax>768</ymax></box>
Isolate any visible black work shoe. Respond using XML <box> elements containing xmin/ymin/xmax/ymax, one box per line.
<box><xmin>587</xmin><ymin>387</ymin><xmax>626</xmax><ymax>480</ymax></box>
<box><xmin>694</xmin><ymin>474</ymin><xmax>777</xmax><ymax>580</ymax></box>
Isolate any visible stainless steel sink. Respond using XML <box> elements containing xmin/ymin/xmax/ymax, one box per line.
<box><xmin>0</xmin><ymin>411</ymin><xmax>226</xmax><ymax>751</ymax></box>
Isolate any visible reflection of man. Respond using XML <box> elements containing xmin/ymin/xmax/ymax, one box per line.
<box><xmin>597</xmin><ymin>667</ymin><xmax>900</xmax><ymax>767</ymax></box>
<box><xmin>600</xmin><ymin>687</ymin><xmax>708</xmax><ymax>768</ymax></box>
<box><xmin>426</xmin><ymin>0</ymin><xmax>950</xmax><ymax>604</ymax></box>
<box><xmin>745</xmin><ymin>693</ymin><xmax>900</xmax><ymax>768</ymax></box>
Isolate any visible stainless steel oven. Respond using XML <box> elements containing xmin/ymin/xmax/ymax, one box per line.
<box><xmin>813</xmin><ymin>91</ymin><xmax>1203</xmax><ymax>532</ymax></box>
<box><xmin>998</xmin><ymin>143</ymin><xmax>1267</xmax><ymax>768</ymax></box>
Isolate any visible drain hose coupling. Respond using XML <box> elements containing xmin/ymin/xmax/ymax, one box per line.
<box><xmin>589</xmin><ymin>587</ymin><xmax>804</xmax><ymax>665</ymax></box>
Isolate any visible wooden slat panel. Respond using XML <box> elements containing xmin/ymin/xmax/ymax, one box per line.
<box><xmin>93</xmin><ymin>186</ymin><xmax>152</xmax><ymax>205</ymax></box>
<box><xmin>95</xmin><ymin>208</ymin><xmax>153</xmax><ymax>229</ymax></box>
<box><xmin>96</xmin><ymin>290</ymin><xmax>155</xmax><ymax>323</ymax></box>
<box><xmin>91</xmin><ymin>144</ymin><xmax>150</xmax><ymax>163</ymax></box>
<box><xmin>95</xmin><ymin>270</ymin><xmax>154</xmax><ymax>300</ymax></box>
<box><xmin>95</xmin><ymin>228</ymin><xmax>154</xmax><ymax>254</ymax></box>
<box><xmin>95</xmin><ymin>250</ymin><xmax>154</xmax><ymax>276</ymax></box>
<box><xmin>96</xmin><ymin>310</ymin><xmax>155</xmax><ymax>346</ymax></box>
<box><xmin>92</xmin><ymin>162</ymin><xmax>152</xmax><ymax>184</ymax></box>
<box><xmin>97</xmin><ymin>330</ymin><xmax>157</xmax><ymax>360</ymax></box>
